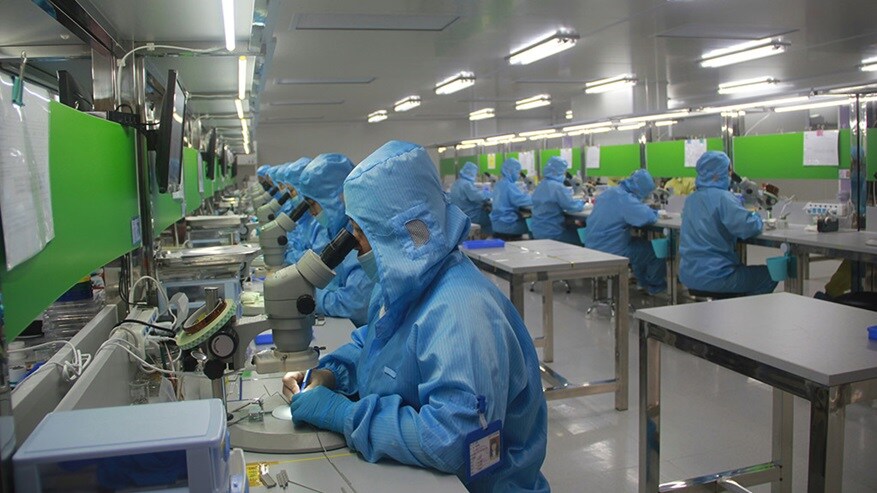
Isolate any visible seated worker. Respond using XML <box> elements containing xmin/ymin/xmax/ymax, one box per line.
<box><xmin>298</xmin><ymin>154</ymin><xmax>375</xmax><ymax>326</ymax></box>
<box><xmin>450</xmin><ymin>161</ymin><xmax>491</xmax><ymax>235</ymax></box>
<box><xmin>490</xmin><ymin>158</ymin><xmax>533</xmax><ymax>240</ymax></box>
<box><xmin>531</xmin><ymin>157</ymin><xmax>585</xmax><ymax>244</ymax></box>
<box><xmin>664</xmin><ymin>176</ymin><xmax>695</xmax><ymax>196</ymax></box>
<box><xmin>278</xmin><ymin>157</ymin><xmax>315</xmax><ymax>266</ymax></box>
<box><xmin>679</xmin><ymin>151</ymin><xmax>777</xmax><ymax>296</ymax></box>
<box><xmin>585</xmin><ymin>169</ymin><xmax>667</xmax><ymax>295</ymax></box>
<box><xmin>283</xmin><ymin>141</ymin><xmax>549</xmax><ymax>492</ymax></box>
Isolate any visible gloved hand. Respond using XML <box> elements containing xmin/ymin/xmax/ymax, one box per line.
<box><xmin>290</xmin><ymin>385</ymin><xmax>353</xmax><ymax>434</ymax></box>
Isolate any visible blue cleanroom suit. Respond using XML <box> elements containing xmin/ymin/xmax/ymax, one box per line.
<box><xmin>585</xmin><ymin>169</ymin><xmax>667</xmax><ymax>294</ymax></box>
<box><xmin>449</xmin><ymin>162</ymin><xmax>491</xmax><ymax>234</ymax></box>
<box><xmin>679</xmin><ymin>151</ymin><xmax>777</xmax><ymax>295</ymax></box>
<box><xmin>276</xmin><ymin>157</ymin><xmax>316</xmax><ymax>265</ymax></box>
<box><xmin>490</xmin><ymin>158</ymin><xmax>533</xmax><ymax>237</ymax></box>
<box><xmin>298</xmin><ymin>154</ymin><xmax>374</xmax><ymax>326</ymax></box>
<box><xmin>292</xmin><ymin>140</ymin><xmax>549</xmax><ymax>492</ymax></box>
<box><xmin>531</xmin><ymin>157</ymin><xmax>585</xmax><ymax>244</ymax></box>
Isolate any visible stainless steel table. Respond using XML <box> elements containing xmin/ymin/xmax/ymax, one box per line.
<box><xmin>635</xmin><ymin>293</ymin><xmax>877</xmax><ymax>493</ymax></box>
<box><xmin>463</xmin><ymin>240</ymin><xmax>631</xmax><ymax>407</ymax></box>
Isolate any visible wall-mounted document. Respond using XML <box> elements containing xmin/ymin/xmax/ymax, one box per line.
<box><xmin>0</xmin><ymin>74</ymin><xmax>54</xmax><ymax>270</ymax></box>
<box><xmin>518</xmin><ymin>150</ymin><xmax>536</xmax><ymax>176</ymax></box>
<box><xmin>560</xmin><ymin>148</ymin><xmax>573</xmax><ymax>166</ymax></box>
<box><xmin>487</xmin><ymin>153</ymin><xmax>497</xmax><ymax>170</ymax></box>
<box><xmin>803</xmin><ymin>130</ymin><xmax>839</xmax><ymax>166</ymax></box>
<box><xmin>585</xmin><ymin>146</ymin><xmax>601</xmax><ymax>169</ymax></box>
<box><xmin>684</xmin><ymin>139</ymin><xmax>707</xmax><ymax>168</ymax></box>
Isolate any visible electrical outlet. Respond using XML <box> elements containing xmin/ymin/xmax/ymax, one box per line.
<box><xmin>804</xmin><ymin>201</ymin><xmax>850</xmax><ymax>217</ymax></box>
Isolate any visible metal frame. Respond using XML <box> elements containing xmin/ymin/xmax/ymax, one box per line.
<box><xmin>638</xmin><ymin>319</ymin><xmax>876</xmax><ymax>493</ymax></box>
<box><xmin>466</xmin><ymin>253</ymin><xmax>629</xmax><ymax>408</ymax></box>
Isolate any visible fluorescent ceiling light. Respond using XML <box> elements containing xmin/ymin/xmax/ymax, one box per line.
<box><xmin>435</xmin><ymin>72</ymin><xmax>475</xmax><ymax>95</ymax></box>
<box><xmin>240</xmin><ymin>118</ymin><xmax>249</xmax><ymax>140</ymax></box>
<box><xmin>720</xmin><ymin>111</ymin><xmax>746</xmax><ymax>117</ymax></box>
<box><xmin>565</xmin><ymin>110</ymin><xmax>573</xmax><ymax>120</ymax></box>
<box><xmin>222</xmin><ymin>0</ymin><xmax>235</xmax><ymax>51</ymax></box>
<box><xmin>508</xmin><ymin>137</ymin><xmax>528</xmax><ymax>143</ymax></box>
<box><xmin>717</xmin><ymin>76</ymin><xmax>779</xmax><ymax>95</ymax></box>
<box><xmin>238</xmin><ymin>56</ymin><xmax>247</xmax><ymax>99</ymax></box>
<box><xmin>367</xmin><ymin>110</ymin><xmax>388</xmax><ymax>123</ymax></box>
<box><xmin>616</xmin><ymin>122</ymin><xmax>645</xmax><ymax>131</ymax></box>
<box><xmin>700</xmin><ymin>38</ymin><xmax>788</xmax><ymax>68</ymax></box>
<box><xmin>620</xmin><ymin>110</ymin><xmax>690</xmax><ymax>124</ymax></box>
<box><xmin>701</xmin><ymin>96</ymin><xmax>809</xmax><ymax>114</ymax></box>
<box><xmin>515</xmin><ymin>94</ymin><xmax>551</xmax><ymax>111</ymax></box>
<box><xmin>585</xmin><ymin>74</ymin><xmax>637</xmax><ymax>94</ymax></box>
<box><xmin>486</xmin><ymin>134</ymin><xmax>517</xmax><ymax>142</ymax></box>
<box><xmin>243</xmin><ymin>141</ymin><xmax>250</xmax><ymax>154</ymax></box>
<box><xmin>654</xmin><ymin>120</ymin><xmax>678</xmax><ymax>127</ymax></box>
<box><xmin>394</xmin><ymin>95</ymin><xmax>421</xmax><ymax>112</ymax></box>
<box><xmin>234</xmin><ymin>98</ymin><xmax>244</xmax><ymax>119</ymax></box>
<box><xmin>827</xmin><ymin>82</ymin><xmax>877</xmax><ymax>94</ymax></box>
<box><xmin>861</xmin><ymin>57</ymin><xmax>877</xmax><ymax>72</ymax></box>
<box><xmin>774</xmin><ymin>97</ymin><xmax>850</xmax><ymax>113</ymax></box>
<box><xmin>437</xmin><ymin>146</ymin><xmax>447</xmax><ymax>153</ymax></box>
<box><xmin>529</xmin><ymin>132</ymin><xmax>564</xmax><ymax>141</ymax></box>
<box><xmin>519</xmin><ymin>129</ymin><xmax>557</xmax><ymax>137</ymax></box>
<box><xmin>456</xmin><ymin>143</ymin><xmax>477</xmax><ymax>150</ymax></box>
<box><xmin>469</xmin><ymin>108</ymin><xmax>495</xmax><ymax>121</ymax></box>
<box><xmin>508</xmin><ymin>29</ymin><xmax>579</xmax><ymax>65</ymax></box>
<box><xmin>460</xmin><ymin>138</ymin><xmax>485</xmax><ymax>145</ymax></box>
<box><xmin>562</xmin><ymin>121</ymin><xmax>612</xmax><ymax>132</ymax></box>
<box><xmin>567</xmin><ymin>126</ymin><xmax>613</xmax><ymax>136</ymax></box>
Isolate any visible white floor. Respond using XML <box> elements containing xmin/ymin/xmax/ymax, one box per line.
<box><xmin>482</xmin><ymin>246</ymin><xmax>877</xmax><ymax>493</ymax></box>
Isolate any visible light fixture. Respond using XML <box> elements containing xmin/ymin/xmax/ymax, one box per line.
<box><xmin>460</xmin><ymin>138</ymin><xmax>485</xmax><ymax>146</ymax></box>
<box><xmin>367</xmin><ymin>110</ymin><xmax>388</xmax><ymax>123</ymax></box>
<box><xmin>394</xmin><ymin>95</ymin><xmax>421</xmax><ymax>112</ymax></box>
<box><xmin>238</xmin><ymin>56</ymin><xmax>247</xmax><ymax>99</ymax></box>
<box><xmin>234</xmin><ymin>98</ymin><xmax>244</xmax><ymax>119</ymax></box>
<box><xmin>515</xmin><ymin>94</ymin><xmax>551</xmax><ymax>111</ymax></box>
<box><xmin>565</xmin><ymin>110</ymin><xmax>573</xmax><ymax>120</ymax></box>
<box><xmin>508</xmin><ymin>29</ymin><xmax>579</xmax><ymax>65</ymax></box>
<box><xmin>486</xmin><ymin>134</ymin><xmax>517</xmax><ymax>142</ymax></box>
<box><xmin>615</xmin><ymin>122</ymin><xmax>645</xmax><ymax>131</ymax></box>
<box><xmin>827</xmin><ymin>82</ymin><xmax>877</xmax><ymax>94</ymax></box>
<box><xmin>435</xmin><ymin>72</ymin><xmax>475</xmax><ymax>95</ymax></box>
<box><xmin>717</xmin><ymin>76</ymin><xmax>779</xmax><ymax>95</ymax></box>
<box><xmin>654</xmin><ymin>120</ymin><xmax>678</xmax><ymax>127</ymax></box>
<box><xmin>508</xmin><ymin>137</ymin><xmax>528</xmax><ymax>143</ymax></box>
<box><xmin>620</xmin><ymin>110</ymin><xmax>690</xmax><ymax>124</ymax></box>
<box><xmin>562</xmin><ymin>121</ymin><xmax>613</xmax><ymax>132</ymax></box>
<box><xmin>528</xmin><ymin>132</ymin><xmax>564</xmax><ymax>141</ymax></box>
<box><xmin>700</xmin><ymin>38</ymin><xmax>789</xmax><ymax>68</ymax></box>
<box><xmin>222</xmin><ymin>0</ymin><xmax>235</xmax><ymax>51</ymax></box>
<box><xmin>720</xmin><ymin>111</ymin><xmax>746</xmax><ymax>117</ymax></box>
<box><xmin>243</xmin><ymin>141</ymin><xmax>251</xmax><ymax>154</ymax></box>
<box><xmin>240</xmin><ymin>118</ymin><xmax>249</xmax><ymax>141</ymax></box>
<box><xmin>860</xmin><ymin>57</ymin><xmax>877</xmax><ymax>72</ymax></box>
<box><xmin>585</xmin><ymin>74</ymin><xmax>637</xmax><ymax>94</ymax></box>
<box><xmin>774</xmin><ymin>97</ymin><xmax>851</xmax><ymax>113</ymax></box>
<box><xmin>701</xmin><ymin>96</ymin><xmax>809</xmax><ymax>114</ymax></box>
<box><xmin>469</xmin><ymin>108</ymin><xmax>495</xmax><ymax>121</ymax></box>
<box><xmin>519</xmin><ymin>129</ymin><xmax>557</xmax><ymax>137</ymax></box>
<box><xmin>456</xmin><ymin>143</ymin><xmax>477</xmax><ymax>150</ymax></box>
<box><xmin>437</xmin><ymin>146</ymin><xmax>447</xmax><ymax>153</ymax></box>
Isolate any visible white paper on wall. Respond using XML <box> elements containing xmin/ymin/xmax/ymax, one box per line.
<box><xmin>560</xmin><ymin>148</ymin><xmax>573</xmax><ymax>167</ymax></box>
<box><xmin>518</xmin><ymin>151</ymin><xmax>536</xmax><ymax>176</ymax></box>
<box><xmin>585</xmin><ymin>146</ymin><xmax>601</xmax><ymax>169</ymax></box>
<box><xmin>684</xmin><ymin>139</ymin><xmax>707</xmax><ymax>168</ymax></box>
<box><xmin>803</xmin><ymin>130</ymin><xmax>839</xmax><ymax>166</ymax></box>
<box><xmin>487</xmin><ymin>153</ymin><xmax>496</xmax><ymax>170</ymax></box>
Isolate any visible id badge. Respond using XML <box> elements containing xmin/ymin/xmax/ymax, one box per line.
<box><xmin>464</xmin><ymin>419</ymin><xmax>503</xmax><ymax>482</ymax></box>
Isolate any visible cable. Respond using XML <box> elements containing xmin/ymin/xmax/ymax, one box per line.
<box><xmin>96</xmin><ymin>340</ymin><xmax>179</xmax><ymax>376</ymax></box>
<box><xmin>316</xmin><ymin>431</ymin><xmax>357</xmax><ymax>493</ymax></box>
<box><xmin>115</xmin><ymin>319</ymin><xmax>175</xmax><ymax>336</ymax></box>
<box><xmin>129</xmin><ymin>276</ymin><xmax>170</xmax><ymax>312</ymax></box>
<box><xmin>8</xmin><ymin>340</ymin><xmax>91</xmax><ymax>383</ymax></box>
<box><xmin>115</xmin><ymin>43</ymin><xmax>223</xmax><ymax>102</ymax></box>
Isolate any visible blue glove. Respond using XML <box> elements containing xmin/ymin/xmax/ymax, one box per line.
<box><xmin>290</xmin><ymin>385</ymin><xmax>354</xmax><ymax>434</ymax></box>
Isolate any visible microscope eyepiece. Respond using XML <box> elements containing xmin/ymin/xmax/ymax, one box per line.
<box><xmin>320</xmin><ymin>229</ymin><xmax>358</xmax><ymax>270</ymax></box>
<box><xmin>277</xmin><ymin>191</ymin><xmax>291</xmax><ymax>206</ymax></box>
<box><xmin>268</xmin><ymin>186</ymin><xmax>279</xmax><ymax>196</ymax></box>
<box><xmin>290</xmin><ymin>200</ymin><xmax>310</xmax><ymax>222</ymax></box>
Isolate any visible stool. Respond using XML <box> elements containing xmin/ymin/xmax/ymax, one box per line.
<box><xmin>686</xmin><ymin>289</ymin><xmax>744</xmax><ymax>302</ymax></box>
<box><xmin>586</xmin><ymin>277</ymin><xmax>616</xmax><ymax>317</ymax></box>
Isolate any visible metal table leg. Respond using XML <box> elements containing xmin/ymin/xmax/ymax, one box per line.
<box><xmin>542</xmin><ymin>280</ymin><xmax>554</xmax><ymax>363</ymax></box>
<box><xmin>772</xmin><ymin>388</ymin><xmax>794</xmax><ymax>493</ymax></box>
<box><xmin>615</xmin><ymin>270</ymin><xmax>629</xmax><ymax>411</ymax></box>
<box><xmin>807</xmin><ymin>385</ymin><xmax>846</xmax><ymax>493</ymax></box>
<box><xmin>509</xmin><ymin>275</ymin><xmax>525</xmax><ymax>317</ymax></box>
<box><xmin>639</xmin><ymin>321</ymin><xmax>661</xmax><ymax>493</ymax></box>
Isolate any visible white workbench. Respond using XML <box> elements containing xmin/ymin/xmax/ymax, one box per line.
<box><xmin>635</xmin><ymin>293</ymin><xmax>877</xmax><ymax>493</ymax></box>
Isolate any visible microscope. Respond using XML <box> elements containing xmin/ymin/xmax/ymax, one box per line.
<box><xmin>564</xmin><ymin>171</ymin><xmax>584</xmax><ymax>195</ymax></box>
<box><xmin>520</xmin><ymin>171</ymin><xmax>535</xmax><ymax>192</ymax></box>
<box><xmin>255</xmin><ymin>190</ymin><xmax>292</xmax><ymax>225</ymax></box>
<box><xmin>647</xmin><ymin>187</ymin><xmax>672</xmax><ymax>209</ymax></box>
<box><xmin>731</xmin><ymin>173</ymin><xmax>779</xmax><ymax>213</ymax></box>
<box><xmin>175</xmin><ymin>228</ymin><xmax>360</xmax><ymax>453</ymax></box>
<box><xmin>258</xmin><ymin>200</ymin><xmax>311</xmax><ymax>268</ymax></box>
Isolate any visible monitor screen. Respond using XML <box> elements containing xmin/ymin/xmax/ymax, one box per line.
<box><xmin>57</xmin><ymin>70</ymin><xmax>94</xmax><ymax>111</ymax></box>
<box><xmin>219</xmin><ymin>144</ymin><xmax>228</xmax><ymax>177</ymax></box>
<box><xmin>203</xmin><ymin>128</ymin><xmax>217</xmax><ymax>180</ymax></box>
<box><xmin>155</xmin><ymin>70</ymin><xmax>186</xmax><ymax>193</ymax></box>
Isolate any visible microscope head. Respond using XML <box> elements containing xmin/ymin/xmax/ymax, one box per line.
<box><xmin>259</xmin><ymin>201</ymin><xmax>311</xmax><ymax>268</ymax></box>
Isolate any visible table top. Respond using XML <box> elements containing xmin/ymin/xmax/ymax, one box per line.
<box><xmin>463</xmin><ymin>239</ymin><xmax>629</xmax><ymax>274</ymax></box>
<box><xmin>635</xmin><ymin>292</ymin><xmax>877</xmax><ymax>387</ymax></box>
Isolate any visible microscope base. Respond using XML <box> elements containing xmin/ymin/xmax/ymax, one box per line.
<box><xmin>228</xmin><ymin>393</ymin><xmax>346</xmax><ymax>453</ymax></box>
<box><xmin>253</xmin><ymin>348</ymin><xmax>319</xmax><ymax>374</ymax></box>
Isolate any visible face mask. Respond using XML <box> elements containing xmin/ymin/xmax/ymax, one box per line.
<box><xmin>358</xmin><ymin>250</ymin><xmax>378</xmax><ymax>282</ymax></box>
<box><xmin>291</xmin><ymin>194</ymin><xmax>304</xmax><ymax>208</ymax></box>
<box><xmin>315</xmin><ymin>210</ymin><xmax>329</xmax><ymax>228</ymax></box>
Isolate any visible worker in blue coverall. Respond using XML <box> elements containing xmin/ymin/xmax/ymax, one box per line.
<box><xmin>585</xmin><ymin>168</ymin><xmax>667</xmax><ymax>295</ymax></box>
<box><xmin>282</xmin><ymin>141</ymin><xmax>549</xmax><ymax>492</ymax></box>
<box><xmin>450</xmin><ymin>161</ymin><xmax>491</xmax><ymax>235</ymax></box>
<box><xmin>490</xmin><ymin>158</ymin><xmax>533</xmax><ymax>240</ymax></box>
<box><xmin>531</xmin><ymin>156</ymin><xmax>585</xmax><ymax>244</ymax></box>
<box><xmin>679</xmin><ymin>151</ymin><xmax>777</xmax><ymax>295</ymax></box>
<box><xmin>276</xmin><ymin>157</ymin><xmax>317</xmax><ymax>266</ymax></box>
<box><xmin>297</xmin><ymin>153</ymin><xmax>374</xmax><ymax>326</ymax></box>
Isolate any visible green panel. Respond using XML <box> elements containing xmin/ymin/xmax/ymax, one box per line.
<box><xmin>1</xmin><ymin>103</ymin><xmax>140</xmax><ymax>339</ymax></box>
<box><xmin>538</xmin><ymin>148</ymin><xmax>581</xmax><ymax>174</ymax></box>
<box><xmin>153</xmin><ymin>190</ymin><xmax>183</xmax><ymax>235</ymax></box>
<box><xmin>589</xmin><ymin>144</ymin><xmax>641</xmax><ymax>177</ymax></box>
<box><xmin>839</xmin><ymin>128</ymin><xmax>877</xmax><ymax>179</ymax></box>
<box><xmin>439</xmin><ymin>158</ymin><xmax>457</xmax><ymax>177</ymax></box>
<box><xmin>646</xmin><ymin>138</ymin><xmax>723</xmax><ymax>177</ymax></box>
<box><xmin>733</xmin><ymin>133</ymin><xmax>839</xmax><ymax>180</ymax></box>
<box><xmin>184</xmin><ymin>147</ymin><xmax>201</xmax><ymax>214</ymax></box>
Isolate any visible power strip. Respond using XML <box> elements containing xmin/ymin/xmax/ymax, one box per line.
<box><xmin>803</xmin><ymin>201</ymin><xmax>850</xmax><ymax>217</ymax></box>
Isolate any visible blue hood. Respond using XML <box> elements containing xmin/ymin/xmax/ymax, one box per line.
<box><xmin>501</xmin><ymin>158</ymin><xmax>522</xmax><ymax>181</ymax></box>
<box><xmin>283</xmin><ymin>157</ymin><xmax>312</xmax><ymax>189</ymax></box>
<box><xmin>266</xmin><ymin>165</ymin><xmax>283</xmax><ymax>183</ymax></box>
<box><xmin>620</xmin><ymin>168</ymin><xmax>656</xmax><ymax>200</ymax></box>
<box><xmin>257</xmin><ymin>165</ymin><xmax>270</xmax><ymax>177</ymax></box>
<box><xmin>543</xmin><ymin>156</ymin><xmax>569</xmax><ymax>183</ymax></box>
<box><xmin>695</xmin><ymin>151</ymin><xmax>731</xmax><ymax>190</ymax></box>
<box><xmin>459</xmin><ymin>161</ymin><xmax>478</xmax><ymax>182</ymax></box>
<box><xmin>344</xmin><ymin>141</ymin><xmax>470</xmax><ymax>329</ymax></box>
<box><xmin>299</xmin><ymin>153</ymin><xmax>355</xmax><ymax>237</ymax></box>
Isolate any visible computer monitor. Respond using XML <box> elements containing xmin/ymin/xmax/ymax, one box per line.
<box><xmin>219</xmin><ymin>144</ymin><xmax>228</xmax><ymax>177</ymax></box>
<box><xmin>57</xmin><ymin>70</ymin><xmax>94</xmax><ymax>111</ymax></box>
<box><xmin>154</xmin><ymin>70</ymin><xmax>186</xmax><ymax>193</ymax></box>
<box><xmin>231</xmin><ymin>151</ymin><xmax>238</xmax><ymax>178</ymax></box>
<box><xmin>202</xmin><ymin>128</ymin><xmax>217</xmax><ymax>180</ymax></box>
